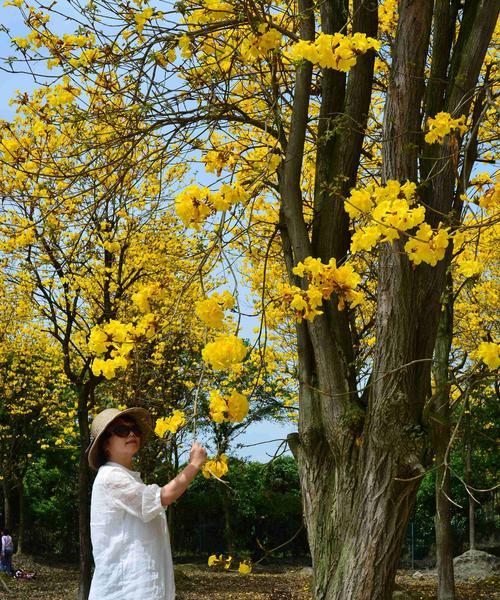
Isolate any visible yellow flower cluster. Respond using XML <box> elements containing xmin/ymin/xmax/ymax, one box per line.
<box><xmin>88</xmin><ymin>316</ymin><xmax>157</xmax><ymax>379</ymax></box>
<box><xmin>208</xmin><ymin>554</ymin><xmax>232</xmax><ymax>568</ymax></box>
<box><xmin>132</xmin><ymin>283</ymin><xmax>165</xmax><ymax>314</ymax></box>
<box><xmin>189</xmin><ymin>0</ymin><xmax>233</xmax><ymax>25</ymax></box>
<box><xmin>204</xmin><ymin>147</ymin><xmax>237</xmax><ymax>176</ymax></box>
<box><xmin>404</xmin><ymin>223</ymin><xmax>449</xmax><ymax>266</ymax></box>
<box><xmin>479</xmin><ymin>181</ymin><xmax>499</xmax><ymax>212</ymax></box>
<box><xmin>456</xmin><ymin>259</ymin><xmax>483</xmax><ymax>279</ymax></box>
<box><xmin>425</xmin><ymin>112</ymin><xmax>467</xmax><ymax>144</ymax></box>
<box><xmin>208</xmin><ymin>554</ymin><xmax>252</xmax><ymax>574</ymax></box>
<box><xmin>345</xmin><ymin>180</ymin><xmax>450</xmax><ymax>266</ymax></box>
<box><xmin>134</xmin><ymin>7</ymin><xmax>155</xmax><ymax>34</ymax></box>
<box><xmin>345</xmin><ymin>180</ymin><xmax>417</xmax><ymax>219</ymax></box>
<box><xmin>202</xmin><ymin>335</ymin><xmax>247</xmax><ymax>370</ymax></box>
<box><xmin>475</xmin><ymin>341</ymin><xmax>500</xmax><ymax>371</ymax></box>
<box><xmin>175</xmin><ymin>184</ymin><xmax>248</xmax><ymax>229</ymax></box>
<box><xmin>239</xmin><ymin>24</ymin><xmax>282</xmax><ymax>63</ymax></box>
<box><xmin>288</xmin><ymin>32</ymin><xmax>380</xmax><ymax>72</ymax></box>
<box><xmin>195</xmin><ymin>291</ymin><xmax>235</xmax><ymax>328</ymax></box>
<box><xmin>155</xmin><ymin>410</ymin><xmax>187</xmax><ymax>437</ymax></box>
<box><xmin>202</xmin><ymin>454</ymin><xmax>229</xmax><ymax>479</ymax></box>
<box><xmin>209</xmin><ymin>389</ymin><xmax>249</xmax><ymax>423</ymax></box>
<box><xmin>278</xmin><ymin>256</ymin><xmax>363</xmax><ymax>322</ymax></box>
<box><xmin>379</xmin><ymin>0</ymin><xmax>398</xmax><ymax>35</ymax></box>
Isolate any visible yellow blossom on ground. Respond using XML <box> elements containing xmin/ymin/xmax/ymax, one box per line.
<box><xmin>208</xmin><ymin>554</ymin><xmax>219</xmax><ymax>567</ymax></box>
<box><xmin>238</xmin><ymin>561</ymin><xmax>252</xmax><ymax>574</ymax></box>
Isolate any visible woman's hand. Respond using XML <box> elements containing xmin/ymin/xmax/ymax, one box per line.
<box><xmin>189</xmin><ymin>441</ymin><xmax>207</xmax><ymax>469</ymax></box>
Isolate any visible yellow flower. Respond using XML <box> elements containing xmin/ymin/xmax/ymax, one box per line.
<box><xmin>208</xmin><ymin>554</ymin><xmax>219</xmax><ymax>567</ymax></box>
<box><xmin>209</xmin><ymin>389</ymin><xmax>248</xmax><ymax>423</ymax></box>
<box><xmin>195</xmin><ymin>291</ymin><xmax>235</xmax><ymax>329</ymax></box>
<box><xmin>155</xmin><ymin>410</ymin><xmax>187</xmax><ymax>437</ymax></box>
<box><xmin>226</xmin><ymin>390</ymin><xmax>249</xmax><ymax>422</ymax></box>
<box><xmin>288</xmin><ymin>32</ymin><xmax>379</xmax><ymax>72</ymax></box>
<box><xmin>476</xmin><ymin>342</ymin><xmax>499</xmax><ymax>371</ymax></box>
<box><xmin>88</xmin><ymin>327</ymin><xmax>110</xmax><ymax>355</ymax></box>
<box><xmin>350</xmin><ymin>226</ymin><xmax>381</xmax><ymax>253</ymax></box>
<box><xmin>202</xmin><ymin>454</ymin><xmax>229</xmax><ymax>479</ymax></box>
<box><xmin>91</xmin><ymin>357</ymin><xmax>128</xmax><ymax>379</ymax></box>
<box><xmin>425</xmin><ymin>112</ymin><xmax>467</xmax><ymax>144</ymax></box>
<box><xmin>404</xmin><ymin>223</ymin><xmax>449</xmax><ymax>266</ymax></box>
<box><xmin>456</xmin><ymin>260</ymin><xmax>483</xmax><ymax>279</ymax></box>
<box><xmin>238</xmin><ymin>561</ymin><xmax>252</xmax><ymax>574</ymax></box>
<box><xmin>209</xmin><ymin>390</ymin><xmax>228</xmax><ymax>423</ymax></box>
<box><xmin>202</xmin><ymin>335</ymin><xmax>247</xmax><ymax>370</ymax></box>
<box><xmin>174</xmin><ymin>185</ymin><xmax>213</xmax><ymax>230</ymax></box>
<box><xmin>345</xmin><ymin>188</ymin><xmax>373</xmax><ymax>218</ymax></box>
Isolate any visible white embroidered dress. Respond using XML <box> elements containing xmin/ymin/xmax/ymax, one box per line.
<box><xmin>89</xmin><ymin>462</ymin><xmax>175</xmax><ymax>600</ymax></box>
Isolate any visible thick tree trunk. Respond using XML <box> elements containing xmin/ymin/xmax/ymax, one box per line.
<box><xmin>465</xmin><ymin>407</ymin><xmax>476</xmax><ymax>550</ymax></box>
<box><xmin>2</xmin><ymin>480</ymin><xmax>13</xmax><ymax>530</ymax></box>
<box><xmin>16</xmin><ymin>478</ymin><xmax>25</xmax><ymax>555</ymax></box>
<box><xmin>77</xmin><ymin>382</ymin><xmax>93</xmax><ymax>600</ymax></box>
<box><xmin>221</xmin><ymin>488</ymin><xmax>235</xmax><ymax>555</ymax></box>
<box><xmin>432</xmin><ymin>284</ymin><xmax>456</xmax><ymax>600</ymax></box>
<box><xmin>292</xmin><ymin>430</ymin><xmax>418</xmax><ymax>600</ymax></box>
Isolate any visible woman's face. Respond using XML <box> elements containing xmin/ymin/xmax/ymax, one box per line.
<box><xmin>104</xmin><ymin>417</ymin><xmax>142</xmax><ymax>464</ymax></box>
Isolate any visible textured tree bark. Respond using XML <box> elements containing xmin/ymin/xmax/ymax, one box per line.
<box><xmin>77</xmin><ymin>383</ymin><xmax>92</xmax><ymax>600</ymax></box>
<box><xmin>2</xmin><ymin>480</ymin><xmax>13</xmax><ymax>530</ymax></box>
<box><xmin>432</xmin><ymin>283</ymin><xmax>456</xmax><ymax>600</ymax></box>
<box><xmin>16</xmin><ymin>478</ymin><xmax>25</xmax><ymax>555</ymax></box>
<box><xmin>292</xmin><ymin>428</ymin><xmax>419</xmax><ymax>600</ymax></box>
<box><xmin>465</xmin><ymin>406</ymin><xmax>476</xmax><ymax>551</ymax></box>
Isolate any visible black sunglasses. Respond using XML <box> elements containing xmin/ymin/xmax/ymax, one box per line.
<box><xmin>107</xmin><ymin>422</ymin><xmax>142</xmax><ymax>438</ymax></box>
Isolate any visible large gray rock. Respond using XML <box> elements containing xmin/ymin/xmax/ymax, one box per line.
<box><xmin>453</xmin><ymin>549</ymin><xmax>500</xmax><ymax>580</ymax></box>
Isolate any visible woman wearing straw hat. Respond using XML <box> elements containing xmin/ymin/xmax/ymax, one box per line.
<box><xmin>86</xmin><ymin>407</ymin><xmax>207</xmax><ymax>600</ymax></box>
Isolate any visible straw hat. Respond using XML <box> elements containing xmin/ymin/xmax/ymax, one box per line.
<box><xmin>86</xmin><ymin>407</ymin><xmax>152</xmax><ymax>471</ymax></box>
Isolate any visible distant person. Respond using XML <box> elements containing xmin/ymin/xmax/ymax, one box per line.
<box><xmin>1</xmin><ymin>529</ymin><xmax>14</xmax><ymax>576</ymax></box>
<box><xmin>86</xmin><ymin>407</ymin><xmax>207</xmax><ymax>600</ymax></box>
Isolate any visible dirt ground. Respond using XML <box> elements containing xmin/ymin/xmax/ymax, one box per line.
<box><xmin>0</xmin><ymin>556</ymin><xmax>498</xmax><ymax>600</ymax></box>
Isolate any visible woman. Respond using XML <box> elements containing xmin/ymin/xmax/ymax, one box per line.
<box><xmin>86</xmin><ymin>407</ymin><xmax>207</xmax><ymax>600</ymax></box>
